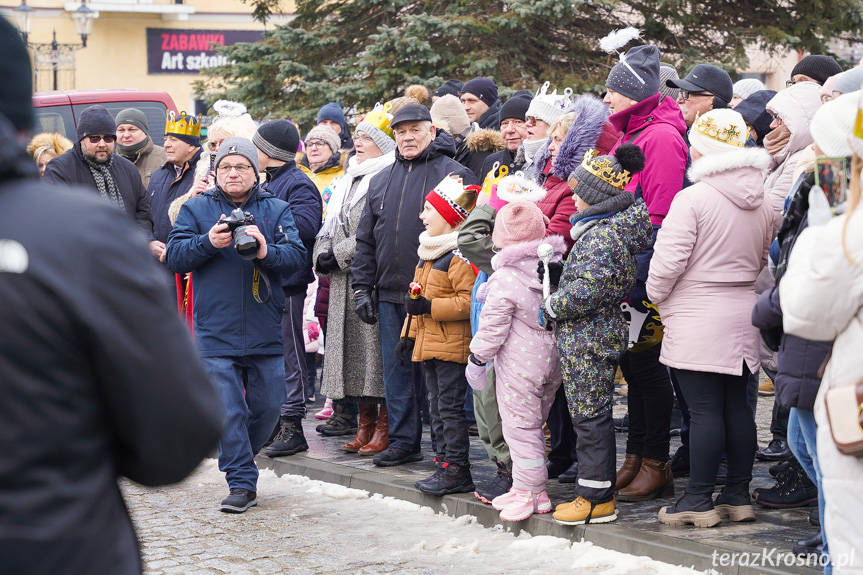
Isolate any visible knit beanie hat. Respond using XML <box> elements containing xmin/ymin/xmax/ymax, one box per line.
<box><xmin>430</xmin><ymin>95</ymin><xmax>470</xmax><ymax>135</ymax></box>
<box><xmin>214</xmin><ymin>137</ymin><xmax>259</xmax><ymax>174</ymax></box>
<box><xmin>733</xmin><ymin>78</ymin><xmax>765</xmax><ymax>101</ymax></box>
<box><xmin>254</xmin><ymin>119</ymin><xmax>300</xmax><ymax>161</ymax></box>
<box><xmin>810</xmin><ymin>91</ymin><xmax>858</xmax><ymax>157</ymax></box>
<box><xmin>734</xmin><ymin>90</ymin><xmax>777</xmax><ymax>145</ymax></box>
<box><xmin>606</xmin><ymin>44</ymin><xmax>661</xmax><ymax>102</ymax></box>
<box><xmin>833</xmin><ymin>66</ymin><xmax>863</xmax><ymax>95</ymax></box>
<box><xmin>791</xmin><ymin>55</ymin><xmax>843</xmax><ymax>86</ymax></box>
<box><xmin>689</xmin><ymin>109</ymin><xmax>748</xmax><ymax>156</ymax></box>
<box><xmin>659</xmin><ymin>64</ymin><xmax>680</xmax><ymax>101</ymax></box>
<box><xmin>115</xmin><ymin>108</ymin><xmax>149</xmax><ymax>136</ymax></box>
<box><xmin>569</xmin><ymin>145</ymin><xmax>644</xmax><ymax>221</ymax></box>
<box><xmin>526</xmin><ymin>81</ymin><xmax>573</xmax><ymax>125</ymax></box>
<box><xmin>77</xmin><ymin>105</ymin><xmax>116</xmax><ymax>142</ymax></box>
<box><xmin>433</xmin><ymin>79</ymin><xmax>463</xmax><ymax>99</ymax></box>
<box><xmin>165</xmin><ymin>111</ymin><xmax>202</xmax><ymax>147</ymax></box>
<box><xmin>500</xmin><ymin>93</ymin><xmax>533</xmax><ymax>123</ymax></box>
<box><xmin>461</xmin><ymin>77</ymin><xmax>499</xmax><ymax>107</ymax></box>
<box><xmin>0</xmin><ymin>16</ymin><xmax>33</xmax><ymax>132</ymax></box>
<box><xmin>425</xmin><ymin>174</ymin><xmax>479</xmax><ymax>228</ymax></box>
<box><xmin>492</xmin><ymin>201</ymin><xmax>549</xmax><ymax>248</ymax></box>
<box><xmin>495</xmin><ymin>173</ymin><xmax>547</xmax><ymax>204</ymax></box>
<box><xmin>355</xmin><ymin>102</ymin><xmax>396</xmax><ymax>155</ymax></box>
<box><xmin>304</xmin><ymin>125</ymin><xmax>341</xmax><ymax>155</ymax></box>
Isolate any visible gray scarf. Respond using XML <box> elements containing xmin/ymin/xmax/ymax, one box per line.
<box><xmin>85</xmin><ymin>154</ymin><xmax>125</xmax><ymax>211</ymax></box>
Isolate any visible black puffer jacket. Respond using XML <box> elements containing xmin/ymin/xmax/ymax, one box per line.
<box><xmin>352</xmin><ymin>131</ymin><xmax>477</xmax><ymax>304</ymax></box>
<box><xmin>477</xmin><ymin>99</ymin><xmax>502</xmax><ymax>130</ymax></box>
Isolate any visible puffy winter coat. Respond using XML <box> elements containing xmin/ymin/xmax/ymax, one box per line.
<box><xmin>455</xmin><ymin>128</ymin><xmax>505</xmax><ymax>181</ymax></box>
<box><xmin>647</xmin><ymin>147</ymin><xmax>773</xmax><ymax>376</ymax></box>
<box><xmin>351</xmin><ymin>131</ymin><xmax>477</xmax><ymax>304</ymax></box>
<box><xmin>477</xmin><ymin>99</ymin><xmax>502</xmax><ymax>130</ymax></box>
<box><xmin>779</xmin><ymin>206</ymin><xmax>863</xmax><ymax>573</ymax></box>
<box><xmin>299</xmin><ymin>152</ymin><xmax>347</xmax><ymax>206</ymax></box>
<box><xmin>147</xmin><ymin>148</ymin><xmax>202</xmax><ymax>244</ymax></box>
<box><xmin>166</xmin><ymin>186</ymin><xmax>306</xmax><ymax>357</ymax></box>
<box><xmin>404</xmin><ymin>237</ymin><xmax>477</xmax><ymax>364</ymax></box>
<box><xmin>262</xmin><ymin>160</ymin><xmax>322</xmax><ymax>295</ymax></box>
<box><xmin>43</xmin><ymin>144</ymin><xmax>152</xmax><ymax>235</ymax></box>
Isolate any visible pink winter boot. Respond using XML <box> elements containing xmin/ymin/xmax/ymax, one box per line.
<box><xmin>315</xmin><ymin>397</ymin><xmax>333</xmax><ymax>420</ymax></box>
<box><xmin>497</xmin><ymin>489</ymin><xmax>552</xmax><ymax>522</ymax></box>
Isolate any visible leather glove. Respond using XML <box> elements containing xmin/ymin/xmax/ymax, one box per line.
<box><xmin>394</xmin><ymin>338</ymin><xmax>415</xmax><ymax>367</ymax></box>
<box><xmin>475</xmin><ymin>281</ymin><xmax>490</xmax><ymax>303</ymax></box>
<box><xmin>315</xmin><ymin>249</ymin><xmax>340</xmax><ymax>275</ymax></box>
<box><xmin>465</xmin><ymin>355</ymin><xmax>487</xmax><ymax>391</ymax></box>
<box><xmin>354</xmin><ymin>289</ymin><xmax>377</xmax><ymax>324</ymax></box>
<box><xmin>537</xmin><ymin>260</ymin><xmax>564</xmax><ymax>288</ymax></box>
<box><xmin>405</xmin><ymin>295</ymin><xmax>433</xmax><ymax>316</ymax></box>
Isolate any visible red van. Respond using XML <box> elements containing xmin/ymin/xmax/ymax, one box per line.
<box><xmin>32</xmin><ymin>89</ymin><xmax>178</xmax><ymax>146</ymax></box>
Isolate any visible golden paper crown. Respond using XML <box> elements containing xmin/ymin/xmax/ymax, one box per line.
<box><xmin>360</xmin><ymin>102</ymin><xmax>394</xmax><ymax>138</ymax></box>
<box><xmin>165</xmin><ymin>110</ymin><xmax>203</xmax><ymax>138</ymax></box>
<box><xmin>580</xmin><ymin>149</ymin><xmax>632</xmax><ymax>189</ymax></box>
<box><xmin>692</xmin><ymin>112</ymin><xmax>745</xmax><ymax>147</ymax></box>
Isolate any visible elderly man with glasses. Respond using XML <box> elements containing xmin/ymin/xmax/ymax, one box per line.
<box><xmin>666</xmin><ymin>64</ymin><xmax>734</xmax><ymax>130</ymax></box>
<box><xmin>44</xmin><ymin>104</ymin><xmax>152</xmax><ymax>234</ymax></box>
<box><xmin>167</xmin><ymin>137</ymin><xmax>307</xmax><ymax>514</ymax></box>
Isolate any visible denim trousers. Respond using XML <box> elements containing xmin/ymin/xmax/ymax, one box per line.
<box><xmin>789</xmin><ymin>407</ymin><xmax>831</xmax><ymax>574</ymax></box>
<box><xmin>280</xmin><ymin>292</ymin><xmax>308</xmax><ymax>419</ymax></box>
<box><xmin>202</xmin><ymin>354</ymin><xmax>286</xmax><ymax>491</ymax></box>
<box><xmin>378</xmin><ymin>301</ymin><xmax>422</xmax><ymax>453</ymax></box>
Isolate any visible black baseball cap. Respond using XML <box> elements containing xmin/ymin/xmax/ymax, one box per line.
<box><xmin>391</xmin><ymin>103</ymin><xmax>432</xmax><ymax>128</ymax></box>
<box><xmin>666</xmin><ymin>64</ymin><xmax>734</xmax><ymax>106</ymax></box>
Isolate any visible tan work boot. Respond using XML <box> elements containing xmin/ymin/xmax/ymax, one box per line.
<box><xmin>553</xmin><ymin>496</ymin><xmax>618</xmax><ymax>525</ymax></box>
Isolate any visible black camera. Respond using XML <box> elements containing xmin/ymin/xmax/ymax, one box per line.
<box><xmin>218</xmin><ymin>208</ymin><xmax>259</xmax><ymax>260</ymax></box>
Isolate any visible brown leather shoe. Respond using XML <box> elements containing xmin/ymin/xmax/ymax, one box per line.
<box><xmin>615</xmin><ymin>453</ymin><xmax>642</xmax><ymax>491</ymax></box>
<box><xmin>343</xmin><ymin>403</ymin><xmax>377</xmax><ymax>452</ymax></box>
<box><xmin>358</xmin><ymin>403</ymin><xmax>390</xmax><ymax>455</ymax></box>
<box><xmin>616</xmin><ymin>457</ymin><xmax>674</xmax><ymax>501</ymax></box>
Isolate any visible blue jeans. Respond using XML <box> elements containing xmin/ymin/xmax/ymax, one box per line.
<box><xmin>202</xmin><ymin>355</ymin><xmax>286</xmax><ymax>491</ymax></box>
<box><xmin>789</xmin><ymin>407</ymin><xmax>831</xmax><ymax>574</ymax></box>
<box><xmin>378</xmin><ymin>301</ymin><xmax>422</xmax><ymax>453</ymax></box>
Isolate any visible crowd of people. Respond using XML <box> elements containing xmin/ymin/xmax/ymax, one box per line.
<box><xmin>9</xmin><ymin>15</ymin><xmax>863</xmax><ymax>573</ymax></box>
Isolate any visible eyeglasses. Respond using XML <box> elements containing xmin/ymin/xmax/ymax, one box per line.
<box><xmin>219</xmin><ymin>164</ymin><xmax>253</xmax><ymax>174</ymax></box>
<box><xmin>86</xmin><ymin>135</ymin><xmax>116</xmax><ymax>144</ymax></box>
<box><xmin>306</xmin><ymin>140</ymin><xmax>328</xmax><ymax>149</ymax></box>
<box><xmin>769</xmin><ymin>113</ymin><xmax>784</xmax><ymax>126</ymax></box>
<box><xmin>355</xmin><ymin>133</ymin><xmax>373</xmax><ymax>143</ymax></box>
<box><xmin>681</xmin><ymin>91</ymin><xmax>714</xmax><ymax>100</ymax></box>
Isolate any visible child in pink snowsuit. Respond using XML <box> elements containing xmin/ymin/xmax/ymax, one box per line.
<box><xmin>467</xmin><ymin>201</ymin><xmax>566</xmax><ymax>521</ymax></box>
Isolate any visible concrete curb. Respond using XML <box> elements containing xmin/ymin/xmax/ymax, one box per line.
<box><xmin>257</xmin><ymin>454</ymin><xmax>821</xmax><ymax>575</ymax></box>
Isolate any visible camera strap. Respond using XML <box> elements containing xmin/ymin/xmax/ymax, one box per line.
<box><xmin>251</xmin><ymin>261</ymin><xmax>272</xmax><ymax>304</ymax></box>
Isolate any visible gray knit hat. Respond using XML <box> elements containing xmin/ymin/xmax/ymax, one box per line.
<box><xmin>659</xmin><ymin>64</ymin><xmax>680</xmax><ymax>101</ymax></box>
<box><xmin>253</xmin><ymin>119</ymin><xmax>300</xmax><ymax>162</ymax></box>
<box><xmin>833</xmin><ymin>66</ymin><xmax>863</xmax><ymax>95</ymax></box>
<box><xmin>355</xmin><ymin>119</ymin><xmax>396</xmax><ymax>155</ymax></box>
<box><xmin>115</xmin><ymin>108</ymin><xmax>149</xmax><ymax>136</ymax></box>
<box><xmin>569</xmin><ymin>145</ymin><xmax>644</xmax><ymax>221</ymax></box>
<box><xmin>606</xmin><ymin>45</ymin><xmax>661</xmax><ymax>102</ymax></box>
<box><xmin>733</xmin><ymin>78</ymin><xmax>765</xmax><ymax>101</ymax></box>
<box><xmin>214</xmin><ymin>137</ymin><xmax>259</xmax><ymax>174</ymax></box>
<box><xmin>304</xmin><ymin>124</ymin><xmax>341</xmax><ymax>154</ymax></box>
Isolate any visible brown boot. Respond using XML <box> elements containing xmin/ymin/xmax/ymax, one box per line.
<box><xmin>616</xmin><ymin>457</ymin><xmax>674</xmax><ymax>501</ymax></box>
<box><xmin>616</xmin><ymin>453</ymin><xmax>642</xmax><ymax>491</ymax></box>
<box><xmin>358</xmin><ymin>403</ymin><xmax>390</xmax><ymax>455</ymax></box>
<box><xmin>343</xmin><ymin>403</ymin><xmax>377</xmax><ymax>452</ymax></box>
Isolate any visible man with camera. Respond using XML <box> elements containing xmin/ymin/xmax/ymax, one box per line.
<box><xmin>166</xmin><ymin>137</ymin><xmax>307</xmax><ymax>513</ymax></box>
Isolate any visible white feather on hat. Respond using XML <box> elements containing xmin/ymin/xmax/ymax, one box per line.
<box><xmin>600</xmin><ymin>27</ymin><xmax>643</xmax><ymax>53</ymax></box>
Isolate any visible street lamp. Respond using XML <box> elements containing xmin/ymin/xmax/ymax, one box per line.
<box><xmin>70</xmin><ymin>0</ymin><xmax>95</xmax><ymax>47</ymax></box>
<box><xmin>13</xmin><ymin>0</ymin><xmax>32</xmax><ymax>45</ymax></box>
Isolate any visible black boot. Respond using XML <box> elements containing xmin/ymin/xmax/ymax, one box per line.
<box><xmin>474</xmin><ymin>461</ymin><xmax>512</xmax><ymax>503</ymax></box>
<box><xmin>669</xmin><ymin>453</ymin><xmax>690</xmax><ymax>478</ymax></box>
<box><xmin>792</xmin><ymin>532</ymin><xmax>823</xmax><ymax>557</ymax></box>
<box><xmin>558</xmin><ymin>461</ymin><xmax>579</xmax><ymax>483</ymax></box>
<box><xmin>417</xmin><ymin>462</ymin><xmax>474</xmax><ymax>496</ymax></box>
<box><xmin>264</xmin><ymin>417</ymin><xmax>308</xmax><ymax>457</ymax></box>
<box><xmin>714</xmin><ymin>481</ymin><xmax>755</xmax><ymax>522</ymax></box>
<box><xmin>752</xmin><ymin>459</ymin><xmax>818</xmax><ymax>508</ymax></box>
<box><xmin>756</xmin><ymin>438</ymin><xmax>792</xmax><ymax>461</ymax></box>
<box><xmin>317</xmin><ymin>403</ymin><xmax>358</xmax><ymax>436</ymax></box>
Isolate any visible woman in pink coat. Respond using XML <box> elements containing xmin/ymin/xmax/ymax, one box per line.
<box><xmin>468</xmin><ymin>201</ymin><xmax>566</xmax><ymax>522</ymax></box>
<box><xmin>646</xmin><ymin>109</ymin><xmax>773</xmax><ymax>528</ymax></box>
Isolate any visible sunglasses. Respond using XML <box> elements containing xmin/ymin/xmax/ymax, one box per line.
<box><xmin>86</xmin><ymin>135</ymin><xmax>116</xmax><ymax>144</ymax></box>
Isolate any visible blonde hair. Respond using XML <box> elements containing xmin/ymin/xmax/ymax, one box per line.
<box><xmin>549</xmin><ymin>112</ymin><xmax>576</xmax><ymax>139</ymax></box>
<box><xmin>27</xmin><ymin>132</ymin><xmax>73</xmax><ymax>162</ymax></box>
<box><xmin>843</xmin><ymin>154</ymin><xmax>861</xmax><ymax>264</ymax></box>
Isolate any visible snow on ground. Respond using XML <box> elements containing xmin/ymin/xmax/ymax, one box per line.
<box><xmin>125</xmin><ymin>459</ymin><xmax>714</xmax><ymax>575</ymax></box>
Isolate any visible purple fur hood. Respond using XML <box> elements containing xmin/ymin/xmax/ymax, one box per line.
<box><xmin>532</xmin><ymin>94</ymin><xmax>610</xmax><ymax>181</ymax></box>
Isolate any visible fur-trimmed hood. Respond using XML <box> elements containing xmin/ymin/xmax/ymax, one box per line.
<box><xmin>688</xmin><ymin>147</ymin><xmax>771</xmax><ymax>183</ymax></box>
<box><xmin>466</xmin><ymin>128</ymin><xmax>505</xmax><ymax>153</ymax></box>
<box><xmin>533</xmin><ymin>94</ymin><xmax>610</xmax><ymax>181</ymax></box>
<box><xmin>687</xmin><ymin>147</ymin><xmax>771</xmax><ymax>210</ymax></box>
<box><xmin>491</xmin><ymin>235</ymin><xmax>567</xmax><ymax>273</ymax></box>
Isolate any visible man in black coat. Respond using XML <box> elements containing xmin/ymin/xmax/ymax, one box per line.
<box><xmin>0</xmin><ymin>19</ymin><xmax>222</xmax><ymax>574</ymax></box>
<box><xmin>43</xmin><ymin>104</ymin><xmax>152</xmax><ymax>235</ymax></box>
<box><xmin>352</xmin><ymin>104</ymin><xmax>477</xmax><ymax>467</ymax></box>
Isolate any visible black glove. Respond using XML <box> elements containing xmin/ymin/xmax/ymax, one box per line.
<box><xmin>405</xmin><ymin>295</ymin><xmax>433</xmax><ymax>316</ymax></box>
<box><xmin>354</xmin><ymin>289</ymin><xmax>377</xmax><ymax>324</ymax></box>
<box><xmin>315</xmin><ymin>249</ymin><xmax>340</xmax><ymax>275</ymax></box>
<box><xmin>537</xmin><ymin>260</ymin><xmax>564</xmax><ymax>287</ymax></box>
<box><xmin>395</xmin><ymin>338</ymin><xmax>415</xmax><ymax>366</ymax></box>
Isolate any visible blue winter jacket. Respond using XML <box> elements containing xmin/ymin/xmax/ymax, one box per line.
<box><xmin>147</xmin><ymin>148</ymin><xmax>203</xmax><ymax>244</ymax></box>
<box><xmin>166</xmin><ymin>185</ymin><xmax>306</xmax><ymax>357</ymax></box>
<box><xmin>262</xmin><ymin>161</ymin><xmax>323</xmax><ymax>296</ymax></box>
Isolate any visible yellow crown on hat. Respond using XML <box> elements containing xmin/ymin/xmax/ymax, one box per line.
<box><xmin>692</xmin><ymin>112</ymin><xmax>745</xmax><ymax>147</ymax></box>
<box><xmin>580</xmin><ymin>149</ymin><xmax>632</xmax><ymax>189</ymax></box>
<box><xmin>361</xmin><ymin>102</ymin><xmax>394</xmax><ymax>138</ymax></box>
<box><xmin>165</xmin><ymin>110</ymin><xmax>203</xmax><ymax>138</ymax></box>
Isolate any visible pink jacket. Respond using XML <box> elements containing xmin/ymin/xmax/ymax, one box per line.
<box><xmin>646</xmin><ymin>147</ymin><xmax>774</xmax><ymax>376</ymax></box>
<box><xmin>470</xmin><ymin>236</ymin><xmax>567</xmax><ymax>384</ymax></box>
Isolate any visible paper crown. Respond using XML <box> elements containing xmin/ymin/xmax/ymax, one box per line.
<box><xmin>426</xmin><ymin>174</ymin><xmax>480</xmax><ymax>227</ymax></box>
<box><xmin>580</xmin><ymin>149</ymin><xmax>633</xmax><ymax>190</ymax></box>
<box><xmin>533</xmin><ymin>81</ymin><xmax>573</xmax><ymax>109</ymax></box>
<box><xmin>692</xmin><ymin>112</ymin><xmax>745</xmax><ymax>147</ymax></box>
<box><xmin>165</xmin><ymin>110</ymin><xmax>203</xmax><ymax>138</ymax></box>
<box><xmin>361</xmin><ymin>101</ymin><xmax>394</xmax><ymax>138</ymax></box>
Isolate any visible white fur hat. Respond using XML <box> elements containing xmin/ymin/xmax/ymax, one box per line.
<box><xmin>496</xmin><ymin>173</ymin><xmax>547</xmax><ymax>204</ymax></box>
